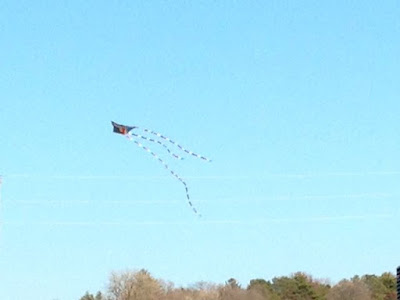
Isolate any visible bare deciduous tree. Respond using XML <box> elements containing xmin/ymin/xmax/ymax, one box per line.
<box><xmin>107</xmin><ymin>269</ymin><xmax>164</xmax><ymax>300</ymax></box>
<box><xmin>327</xmin><ymin>279</ymin><xmax>371</xmax><ymax>300</ymax></box>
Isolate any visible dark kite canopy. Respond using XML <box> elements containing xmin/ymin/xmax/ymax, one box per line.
<box><xmin>111</xmin><ymin>121</ymin><xmax>136</xmax><ymax>135</ymax></box>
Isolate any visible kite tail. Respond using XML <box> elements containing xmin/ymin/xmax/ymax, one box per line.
<box><xmin>133</xmin><ymin>140</ymin><xmax>201</xmax><ymax>216</ymax></box>
<box><xmin>130</xmin><ymin>132</ymin><xmax>184</xmax><ymax>160</ymax></box>
<box><xmin>140</xmin><ymin>128</ymin><xmax>212</xmax><ymax>162</ymax></box>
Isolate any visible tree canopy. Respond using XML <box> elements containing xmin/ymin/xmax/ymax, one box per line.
<box><xmin>78</xmin><ymin>269</ymin><xmax>397</xmax><ymax>300</ymax></box>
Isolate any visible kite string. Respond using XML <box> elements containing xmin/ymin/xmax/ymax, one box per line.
<box><xmin>132</xmin><ymin>139</ymin><xmax>201</xmax><ymax>216</ymax></box>
<box><xmin>129</xmin><ymin>132</ymin><xmax>183</xmax><ymax>160</ymax></box>
<box><xmin>138</xmin><ymin>128</ymin><xmax>212</xmax><ymax>162</ymax></box>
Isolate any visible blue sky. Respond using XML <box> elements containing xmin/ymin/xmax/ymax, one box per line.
<box><xmin>1</xmin><ymin>1</ymin><xmax>399</xmax><ymax>299</ymax></box>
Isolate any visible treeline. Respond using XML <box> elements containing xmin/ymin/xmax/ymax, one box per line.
<box><xmin>80</xmin><ymin>269</ymin><xmax>396</xmax><ymax>300</ymax></box>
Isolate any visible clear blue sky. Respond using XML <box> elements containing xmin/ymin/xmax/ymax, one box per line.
<box><xmin>1</xmin><ymin>1</ymin><xmax>399</xmax><ymax>299</ymax></box>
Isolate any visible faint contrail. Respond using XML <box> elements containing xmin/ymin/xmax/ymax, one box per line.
<box><xmin>3</xmin><ymin>213</ymin><xmax>392</xmax><ymax>227</ymax></box>
<box><xmin>3</xmin><ymin>171</ymin><xmax>400</xmax><ymax>180</ymax></box>
<box><xmin>4</xmin><ymin>192</ymin><xmax>397</xmax><ymax>206</ymax></box>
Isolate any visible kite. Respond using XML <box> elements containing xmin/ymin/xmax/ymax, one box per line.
<box><xmin>111</xmin><ymin>121</ymin><xmax>211</xmax><ymax>215</ymax></box>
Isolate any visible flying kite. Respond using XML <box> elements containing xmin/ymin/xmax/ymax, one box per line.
<box><xmin>111</xmin><ymin>121</ymin><xmax>211</xmax><ymax>215</ymax></box>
